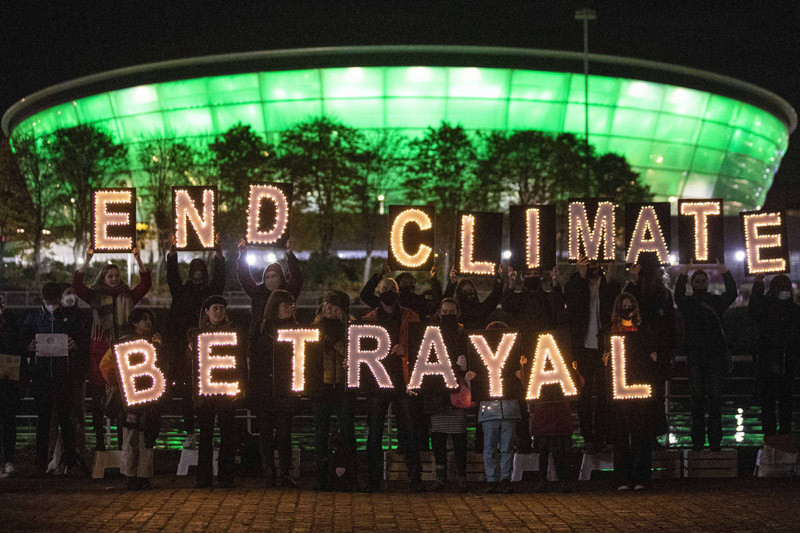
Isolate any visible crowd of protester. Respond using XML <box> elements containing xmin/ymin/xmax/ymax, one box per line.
<box><xmin>0</xmin><ymin>237</ymin><xmax>797</xmax><ymax>494</ymax></box>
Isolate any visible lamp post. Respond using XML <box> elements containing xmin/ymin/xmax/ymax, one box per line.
<box><xmin>575</xmin><ymin>7</ymin><xmax>596</xmax><ymax>183</ymax></box>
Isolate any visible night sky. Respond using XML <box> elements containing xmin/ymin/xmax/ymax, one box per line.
<box><xmin>2</xmin><ymin>1</ymin><xmax>798</xmax><ymax>207</ymax></box>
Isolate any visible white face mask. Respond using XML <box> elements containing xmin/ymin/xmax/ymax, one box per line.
<box><xmin>62</xmin><ymin>294</ymin><xmax>77</xmax><ymax>308</ymax></box>
<box><xmin>778</xmin><ymin>291</ymin><xmax>791</xmax><ymax>301</ymax></box>
<box><xmin>44</xmin><ymin>303</ymin><xmax>58</xmax><ymax>313</ymax></box>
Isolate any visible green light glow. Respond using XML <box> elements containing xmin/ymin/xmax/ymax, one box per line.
<box><xmin>10</xmin><ymin>66</ymin><xmax>789</xmax><ymax>211</ymax></box>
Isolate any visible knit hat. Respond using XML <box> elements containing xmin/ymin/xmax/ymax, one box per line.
<box><xmin>263</xmin><ymin>263</ymin><xmax>287</xmax><ymax>286</ymax></box>
<box><xmin>322</xmin><ymin>290</ymin><xmax>350</xmax><ymax>316</ymax></box>
<box><xmin>201</xmin><ymin>295</ymin><xmax>228</xmax><ymax>313</ymax></box>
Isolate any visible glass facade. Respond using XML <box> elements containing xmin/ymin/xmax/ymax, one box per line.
<box><xmin>10</xmin><ymin>65</ymin><xmax>790</xmax><ymax>211</ymax></box>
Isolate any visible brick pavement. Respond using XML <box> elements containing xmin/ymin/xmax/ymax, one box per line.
<box><xmin>1</xmin><ymin>476</ymin><xmax>799</xmax><ymax>532</ymax></box>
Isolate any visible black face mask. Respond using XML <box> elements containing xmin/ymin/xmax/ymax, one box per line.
<box><xmin>586</xmin><ymin>268</ymin><xmax>600</xmax><ymax>280</ymax></box>
<box><xmin>380</xmin><ymin>290</ymin><xmax>399</xmax><ymax>307</ymax></box>
<box><xmin>399</xmin><ymin>285</ymin><xmax>414</xmax><ymax>296</ymax></box>
<box><xmin>620</xmin><ymin>309</ymin><xmax>634</xmax><ymax>320</ymax></box>
<box><xmin>440</xmin><ymin>314</ymin><xmax>458</xmax><ymax>327</ymax></box>
<box><xmin>523</xmin><ymin>276</ymin><xmax>542</xmax><ymax>290</ymax></box>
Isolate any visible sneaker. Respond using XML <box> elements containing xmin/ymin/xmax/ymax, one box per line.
<box><xmin>533</xmin><ymin>479</ymin><xmax>549</xmax><ymax>493</ymax></box>
<box><xmin>485</xmin><ymin>482</ymin><xmax>498</xmax><ymax>494</ymax></box>
<box><xmin>499</xmin><ymin>479</ymin><xmax>513</xmax><ymax>494</ymax></box>
<box><xmin>633</xmin><ymin>484</ymin><xmax>646</xmax><ymax>491</ymax></box>
<box><xmin>456</xmin><ymin>477</ymin><xmax>468</xmax><ymax>493</ymax></box>
<box><xmin>617</xmin><ymin>484</ymin><xmax>630</xmax><ymax>491</ymax></box>
<box><xmin>183</xmin><ymin>433</ymin><xmax>198</xmax><ymax>449</ymax></box>
<box><xmin>4</xmin><ymin>462</ymin><xmax>15</xmax><ymax>475</ymax></box>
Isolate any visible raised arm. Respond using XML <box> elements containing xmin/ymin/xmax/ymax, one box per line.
<box><xmin>129</xmin><ymin>247</ymin><xmax>152</xmax><ymax>305</ymax></box>
<box><xmin>480</xmin><ymin>273</ymin><xmax>504</xmax><ymax>318</ymax></box>
<box><xmin>359</xmin><ymin>272</ymin><xmax>382</xmax><ymax>309</ymax></box>
<box><xmin>209</xmin><ymin>253</ymin><xmax>226</xmax><ymax>296</ymax></box>
<box><xmin>72</xmin><ymin>248</ymin><xmax>96</xmax><ymax>305</ymax></box>
<box><xmin>748</xmin><ymin>275</ymin><xmax>767</xmax><ymax>322</ymax></box>
<box><xmin>166</xmin><ymin>240</ymin><xmax>183</xmax><ymax>296</ymax></box>
<box><xmin>428</xmin><ymin>264</ymin><xmax>444</xmax><ymax>315</ymax></box>
<box><xmin>235</xmin><ymin>239</ymin><xmax>259</xmax><ymax>298</ymax></box>
<box><xmin>719</xmin><ymin>266</ymin><xmax>738</xmax><ymax>309</ymax></box>
<box><xmin>674</xmin><ymin>273</ymin><xmax>689</xmax><ymax>310</ymax></box>
<box><xmin>285</xmin><ymin>249</ymin><xmax>303</xmax><ymax>301</ymax></box>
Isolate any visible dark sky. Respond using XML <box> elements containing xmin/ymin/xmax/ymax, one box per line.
<box><xmin>2</xmin><ymin>1</ymin><xmax>798</xmax><ymax>207</ymax></box>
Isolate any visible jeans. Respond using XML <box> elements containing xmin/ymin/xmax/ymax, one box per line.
<box><xmin>577</xmin><ymin>348</ymin><xmax>610</xmax><ymax>446</ymax></box>
<box><xmin>258</xmin><ymin>411</ymin><xmax>293</xmax><ymax>477</ymax></box>
<box><xmin>482</xmin><ymin>419</ymin><xmax>515</xmax><ymax>482</ymax></box>
<box><xmin>431</xmin><ymin>432</ymin><xmax>467</xmax><ymax>478</ymax></box>
<box><xmin>196</xmin><ymin>402</ymin><xmax>236</xmax><ymax>485</ymax></box>
<box><xmin>312</xmin><ymin>385</ymin><xmax>356</xmax><ymax>486</ymax></box>
<box><xmin>759</xmin><ymin>373</ymin><xmax>794</xmax><ymax>436</ymax></box>
<box><xmin>688</xmin><ymin>359</ymin><xmax>723</xmax><ymax>449</ymax></box>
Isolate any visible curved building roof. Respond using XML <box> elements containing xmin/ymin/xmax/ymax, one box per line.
<box><xmin>3</xmin><ymin>45</ymin><xmax>796</xmax><ymax>211</ymax></box>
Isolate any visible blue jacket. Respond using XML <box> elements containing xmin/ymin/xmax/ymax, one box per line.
<box><xmin>23</xmin><ymin>304</ymin><xmax>87</xmax><ymax>388</ymax></box>
<box><xmin>477</xmin><ymin>400</ymin><xmax>521</xmax><ymax>422</ymax></box>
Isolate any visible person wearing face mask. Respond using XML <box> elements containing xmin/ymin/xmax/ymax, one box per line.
<box><xmin>237</xmin><ymin>239</ymin><xmax>303</xmax><ymax>335</ymax></box>
<box><xmin>444</xmin><ymin>266</ymin><xmax>504</xmax><ymax>330</ymax></box>
<box><xmin>361</xmin><ymin>278</ymin><xmax>423</xmax><ymax>492</ymax></box>
<box><xmin>421</xmin><ymin>298</ymin><xmax>474</xmax><ymax>492</ymax></box>
<box><xmin>248</xmin><ymin>290</ymin><xmax>301</xmax><ymax>488</ymax></box>
<box><xmin>72</xmin><ymin>246</ymin><xmax>151</xmax><ymax>451</ymax></box>
<box><xmin>99</xmin><ymin>308</ymin><xmax>163</xmax><ymax>490</ymax></box>
<box><xmin>187</xmin><ymin>295</ymin><xmax>244</xmax><ymax>489</ymax></box>
<box><xmin>502</xmin><ymin>266</ymin><xmax>565</xmax><ymax>453</ymax></box>
<box><xmin>309</xmin><ymin>290</ymin><xmax>357</xmax><ymax>491</ymax></box>
<box><xmin>601</xmin><ymin>293</ymin><xmax>659</xmax><ymax>491</ymax></box>
<box><xmin>674</xmin><ymin>260</ymin><xmax>736</xmax><ymax>451</ymax></box>
<box><xmin>359</xmin><ymin>263</ymin><xmax>442</xmax><ymax>319</ymax></box>
<box><xmin>749</xmin><ymin>274</ymin><xmax>800</xmax><ymax>437</ymax></box>
<box><xmin>166</xmin><ymin>234</ymin><xmax>226</xmax><ymax>450</ymax></box>
<box><xmin>23</xmin><ymin>282</ymin><xmax>88</xmax><ymax>473</ymax></box>
<box><xmin>564</xmin><ymin>256</ymin><xmax>620</xmax><ymax>454</ymax></box>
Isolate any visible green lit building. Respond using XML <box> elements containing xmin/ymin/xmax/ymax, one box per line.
<box><xmin>2</xmin><ymin>46</ymin><xmax>796</xmax><ymax>212</ymax></box>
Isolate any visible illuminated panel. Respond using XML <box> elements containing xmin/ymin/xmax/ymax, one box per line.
<box><xmin>174</xmin><ymin>187</ymin><xmax>216</xmax><ymax>250</ymax></box>
<box><xmin>741</xmin><ymin>211</ymin><xmax>788</xmax><ymax>275</ymax></box>
<box><xmin>197</xmin><ymin>331</ymin><xmax>240</xmax><ymax>396</ymax></box>
<box><xmin>508</xmin><ymin>204</ymin><xmax>556</xmax><ymax>271</ymax></box>
<box><xmin>568</xmin><ymin>201</ymin><xmax>615</xmax><ymax>261</ymax></box>
<box><xmin>610</xmin><ymin>335</ymin><xmax>651</xmax><ymax>400</ymax></box>
<box><xmin>407</xmin><ymin>326</ymin><xmax>458</xmax><ymax>390</ymax></box>
<box><xmin>525</xmin><ymin>208</ymin><xmax>540</xmax><ymax>269</ymax></box>
<box><xmin>347</xmin><ymin>324</ymin><xmax>394</xmax><ymax>389</ymax></box>
<box><xmin>276</xmin><ymin>328</ymin><xmax>320</xmax><ymax>392</ymax></box>
<box><xmin>114</xmin><ymin>339</ymin><xmax>166</xmax><ymax>407</ymax></box>
<box><xmin>458</xmin><ymin>214</ymin><xmax>495</xmax><ymax>275</ymax></box>
<box><xmin>92</xmin><ymin>188</ymin><xmax>136</xmax><ymax>252</ymax></box>
<box><xmin>389</xmin><ymin>207</ymin><xmax>433</xmax><ymax>269</ymax></box>
<box><xmin>469</xmin><ymin>332</ymin><xmax>517</xmax><ymax>398</ymax></box>
<box><xmin>526</xmin><ymin>333</ymin><xmax>577</xmax><ymax>400</ymax></box>
<box><xmin>246</xmin><ymin>183</ymin><xmax>291</xmax><ymax>247</ymax></box>
<box><xmin>625</xmin><ymin>204</ymin><xmax>670</xmax><ymax>265</ymax></box>
<box><xmin>679</xmin><ymin>200</ymin><xmax>722</xmax><ymax>262</ymax></box>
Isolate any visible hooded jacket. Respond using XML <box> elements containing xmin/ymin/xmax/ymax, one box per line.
<box><xmin>237</xmin><ymin>252</ymin><xmax>303</xmax><ymax>332</ymax></box>
<box><xmin>166</xmin><ymin>253</ymin><xmax>225</xmax><ymax>367</ymax></box>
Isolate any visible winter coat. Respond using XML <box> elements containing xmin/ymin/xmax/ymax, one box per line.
<box><xmin>444</xmin><ymin>278</ymin><xmax>503</xmax><ymax>330</ymax></box>
<box><xmin>22</xmin><ymin>304</ymin><xmax>88</xmax><ymax>393</ymax></box>
<box><xmin>361</xmin><ymin>304</ymin><xmax>420</xmax><ymax>394</ymax></box>
<box><xmin>72</xmin><ymin>269</ymin><xmax>152</xmax><ymax>384</ymax></box>
<box><xmin>360</xmin><ymin>273</ymin><xmax>443</xmax><ymax>319</ymax></box>
<box><xmin>247</xmin><ymin>318</ymin><xmax>302</xmax><ymax>413</ymax></box>
<box><xmin>564</xmin><ymin>273</ymin><xmax>620</xmax><ymax>353</ymax></box>
<box><xmin>165</xmin><ymin>254</ymin><xmax>225</xmax><ymax>370</ymax></box>
<box><xmin>675</xmin><ymin>272</ymin><xmax>737</xmax><ymax>321</ymax></box>
<box><xmin>748</xmin><ymin>281</ymin><xmax>800</xmax><ymax>377</ymax></box>
<box><xmin>477</xmin><ymin>400</ymin><xmax>521</xmax><ymax>422</ymax></box>
<box><xmin>674</xmin><ymin>275</ymin><xmax>732</xmax><ymax>374</ymax></box>
<box><xmin>306</xmin><ymin>315</ymin><xmax>349</xmax><ymax>397</ymax></box>
<box><xmin>236</xmin><ymin>252</ymin><xmax>302</xmax><ymax>333</ymax></box>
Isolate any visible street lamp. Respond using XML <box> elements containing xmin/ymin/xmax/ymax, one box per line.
<box><xmin>575</xmin><ymin>7</ymin><xmax>596</xmax><ymax>182</ymax></box>
<box><xmin>378</xmin><ymin>194</ymin><xmax>385</xmax><ymax>215</ymax></box>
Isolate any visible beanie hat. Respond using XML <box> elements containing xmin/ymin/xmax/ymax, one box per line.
<box><xmin>322</xmin><ymin>290</ymin><xmax>350</xmax><ymax>316</ymax></box>
<box><xmin>263</xmin><ymin>263</ymin><xmax>287</xmax><ymax>286</ymax></box>
<box><xmin>201</xmin><ymin>295</ymin><xmax>228</xmax><ymax>313</ymax></box>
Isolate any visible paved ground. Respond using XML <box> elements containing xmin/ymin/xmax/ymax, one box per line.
<box><xmin>1</xmin><ymin>476</ymin><xmax>799</xmax><ymax>531</ymax></box>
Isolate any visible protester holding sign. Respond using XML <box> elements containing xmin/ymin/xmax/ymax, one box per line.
<box><xmin>166</xmin><ymin>234</ymin><xmax>226</xmax><ymax>450</ymax></box>
<box><xmin>445</xmin><ymin>267</ymin><xmax>504</xmax><ymax>330</ymax></box>
<box><xmin>674</xmin><ymin>260</ymin><xmax>735</xmax><ymax>451</ymax></box>
<box><xmin>360</xmin><ymin>263</ymin><xmax>442</xmax><ymax>320</ymax></box>
<box><xmin>72</xmin><ymin>246</ymin><xmax>152</xmax><ymax>451</ymax></box>
<box><xmin>601</xmin><ymin>293</ymin><xmax>659</xmax><ymax>491</ymax></box>
<box><xmin>421</xmin><ymin>298</ymin><xmax>473</xmax><ymax>493</ymax></box>
<box><xmin>99</xmin><ymin>308</ymin><xmax>162</xmax><ymax>490</ymax></box>
<box><xmin>361</xmin><ymin>278</ymin><xmax>423</xmax><ymax>492</ymax></box>
<box><xmin>23</xmin><ymin>282</ymin><xmax>88</xmax><ymax>473</ymax></box>
<box><xmin>310</xmin><ymin>290</ymin><xmax>357</xmax><ymax>491</ymax></box>
<box><xmin>248</xmin><ymin>290</ymin><xmax>301</xmax><ymax>488</ymax></box>
<box><xmin>564</xmin><ymin>257</ymin><xmax>620</xmax><ymax>454</ymax></box>
<box><xmin>187</xmin><ymin>296</ymin><xmax>244</xmax><ymax>489</ymax></box>
<box><xmin>236</xmin><ymin>239</ymin><xmax>303</xmax><ymax>334</ymax></box>
<box><xmin>748</xmin><ymin>274</ymin><xmax>800</xmax><ymax>437</ymax></box>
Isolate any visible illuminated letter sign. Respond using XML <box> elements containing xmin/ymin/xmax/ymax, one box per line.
<box><xmin>609</xmin><ymin>334</ymin><xmax>651</xmax><ymax>400</ymax></box>
<box><xmin>509</xmin><ymin>205</ymin><xmax>556</xmax><ymax>271</ymax></box>
<box><xmin>388</xmin><ymin>205</ymin><xmax>435</xmax><ymax>271</ymax></box>
<box><xmin>92</xmin><ymin>188</ymin><xmax>136</xmax><ymax>252</ymax></box>
<box><xmin>625</xmin><ymin>202</ymin><xmax>671</xmax><ymax>265</ymax></box>
<box><xmin>678</xmin><ymin>199</ymin><xmax>724</xmax><ymax>264</ymax></box>
<box><xmin>408</xmin><ymin>326</ymin><xmax>458</xmax><ymax>389</ymax></box>
<box><xmin>740</xmin><ymin>210</ymin><xmax>789</xmax><ymax>275</ymax></box>
<box><xmin>173</xmin><ymin>186</ymin><xmax>217</xmax><ymax>251</ymax></box>
<box><xmin>568</xmin><ymin>200</ymin><xmax>615</xmax><ymax>262</ymax></box>
<box><xmin>469</xmin><ymin>331</ymin><xmax>518</xmax><ymax>398</ymax></box>
<box><xmin>347</xmin><ymin>324</ymin><xmax>394</xmax><ymax>389</ymax></box>
<box><xmin>197</xmin><ymin>331</ymin><xmax>240</xmax><ymax>396</ymax></box>
<box><xmin>526</xmin><ymin>333</ymin><xmax>577</xmax><ymax>400</ymax></box>
<box><xmin>114</xmin><ymin>339</ymin><xmax>165</xmax><ymax>407</ymax></box>
<box><xmin>246</xmin><ymin>183</ymin><xmax>292</xmax><ymax>248</ymax></box>
<box><xmin>457</xmin><ymin>211</ymin><xmax>503</xmax><ymax>276</ymax></box>
<box><xmin>276</xmin><ymin>328</ymin><xmax>320</xmax><ymax>392</ymax></box>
